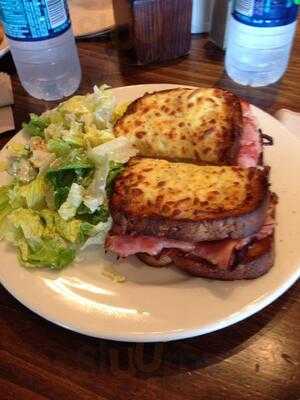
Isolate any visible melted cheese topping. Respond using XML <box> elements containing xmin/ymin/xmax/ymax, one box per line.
<box><xmin>111</xmin><ymin>158</ymin><xmax>267</xmax><ymax>221</ymax></box>
<box><xmin>114</xmin><ymin>88</ymin><xmax>242</xmax><ymax>164</ymax></box>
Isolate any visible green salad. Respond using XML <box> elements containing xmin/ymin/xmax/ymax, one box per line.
<box><xmin>0</xmin><ymin>85</ymin><xmax>136</xmax><ymax>270</ymax></box>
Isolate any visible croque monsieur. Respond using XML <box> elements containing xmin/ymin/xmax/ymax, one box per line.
<box><xmin>114</xmin><ymin>88</ymin><xmax>262</xmax><ymax>168</ymax></box>
<box><xmin>106</xmin><ymin>158</ymin><xmax>276</xmax><ymax>280</ymax></box>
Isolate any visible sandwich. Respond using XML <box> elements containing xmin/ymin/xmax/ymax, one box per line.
<box><xmin>105</xmin><ymin>158</ymin><xmax>276</xmax><ymax>280</ymax></box>
<box><xmin>114</xmin><ymin>87</ymin><xmax>263</xmax><ymax>168</ymax></box>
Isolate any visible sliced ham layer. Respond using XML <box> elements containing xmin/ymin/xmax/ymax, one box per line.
<box><xmin>237</xmin><ymin>101</ymin><xmax>262</xmax><ymax>167</ymax></box>
<box><xmin>106</xmin><ymin>235</ymin><xmax>195</xmax><ymax>258</ymax></box>
<box><xmin>106</xmin><ymin>199</ymin><xmax>275</xmax><ymax>269</ymax></box>
<box><xmin>107</xmin><ymin>203</ymin><xmax>275</xmax><ymax>269</ymax></box>
<box><xmin>190</xmin><ymin>240</ymin><xmax>238</xmax><ymax>269</ymax></box>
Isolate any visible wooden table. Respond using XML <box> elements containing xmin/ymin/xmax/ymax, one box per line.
<box><xmin>0</xmin><ymin>27</ymin><xmax>299</xmax><ymax>400</ymax></box>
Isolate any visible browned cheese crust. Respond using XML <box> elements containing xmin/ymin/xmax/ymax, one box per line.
<box><xmin>114</xmin><ymin>88</ymin><xmax>243</xmax><ymax>164</ymax></box>
<box><xmin>110</xmin><ymin>158</ymin><xmax>270</xmax><ymax>242</ymax></box>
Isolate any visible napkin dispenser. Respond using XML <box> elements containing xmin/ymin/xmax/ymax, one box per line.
<box><xmin>112</xmin><ymin>0</ymin><xmax>193</xmax><ymax>64</ymax></box>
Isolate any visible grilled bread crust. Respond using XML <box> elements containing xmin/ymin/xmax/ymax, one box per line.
<box><xmin>114</xmin><ymin>88</ymin><xmax>243</xmax><ymax>165</ymax></box>
<box><xmin>110</xmin><ymin>158</ymin><xmax>270</xmax><ymax>241</ymax></box>
<box><xmin>137</xmin><ymin>235</ymin><xmax>274</xmax><ymax>280</ymax></box>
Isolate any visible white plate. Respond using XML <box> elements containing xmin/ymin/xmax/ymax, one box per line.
<box><xmin>69</xmin><ymin>0</ymin><xmax>114</xmax><ymax>38</ymax></box>
<box><xmin>0</xmin><ymin>84</ymin><xmax>299</xmax><ymax>343</ymax></box>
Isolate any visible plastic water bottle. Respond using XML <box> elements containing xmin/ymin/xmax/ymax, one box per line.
<box><xmin>225</xmin><ymin>0</ymin><xmax>298</xmax><ymax>87</ymax></box>
<box><xmin>0</xmin><ymin>0</ymin><xmax>81</xmax><ymax>100</ymax></box>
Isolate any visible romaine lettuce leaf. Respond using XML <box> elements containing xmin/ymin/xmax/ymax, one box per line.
<box><xmin>40</xmin><ymin>209</ymin><xmax>88</xmax><ymax>244</ymax></box>
<box><xmin>8</xmin><ymin>143</ymin><xmax>29</xmax><ymax>158</ymax></box>
<box><xmin>83</xmin><ymin>156</ymin><xmax>109</xmax><ymax>213</ymax></box>
<box><xmin>7</xmin><ymin>183</ymin><xmax>24</xmax><ymax>209</ymax></box>
<box><xmin>47</xmin><ymin>139</ymin><xmax>72</xmax><ymax>156</ymax></box>
<box><xmin>112</xmin><ymin>101</ymin><xmax>129</xmax><ymax>125</ymax></box>
<box><xmin>19</xmin><ymin>176</ymin><xmax>46</xmax><ymax>209</ymax></box>
<box><xmin>83</xmin><ymin>137</ymin><xmax>136</xmax><ymax>209</ymax></box>
<box><xmin>92</xmin><ymin>86</ymin><xmax>116</xmax><ymax>129</ymax></box>
<box><xmin>0</xmin><ymin>185</ymin><xmax>10</xmax><ymax>210</ymax></box>
<box><xmin>0</xmin><ymin>185</ymin><xmax>13</xmax><ymax>224</ymax></box>
<box><xmin>22</xmin><ymin>113</ymin><xmax>50</xmax><ymax>137</ymax></box>
<box><xmin>1</xmin><ymin>208</ymin><xmax>44</xmax><ymax>244</ymax></box>
<box><xmin>55</xmin><ymin>215</ymin><xmax>84</xmax><ymax>243</ymax></box>
<box><xmin>20</xmin><ymin>237</ymin><xmax>76</xmax><ymax>270</ymax></box>
<box><xmin>7</xmin><ymin>158</ymin><xmax>37</xmax><ymax>183</ymax></box>
<box><xmin>77</xmin><ymin>203</ymin><xmax>109</xmax><ymax>225</ymax></box>
<box><xmin>81</xmin><ymin>217</ymin><xmax>112</xmax><ymax>250</ymax></box>
<box><xmin>46</xmin><ymin>149</ymin><xmax>94</xmax><ymax>209</ymax></box>
<box><xmin>48</xmin><ymin>149</ymin><xmax>93</xmax><ymax>172</ymax></box>
<box><xmin>88</xmin><ymin>136</ymin><xmax>138</xmax><ymax>165</ymax></box>
<box><xmin>61</xmin><ymin>121</ymin><xmax>84</xmax><ymax>147</ymax></box>
<box><xmin>106</xmin><ymin>161</ymin><xmax>124</xmax><ymax>196</ymax></box>
<box><xmin>84</xmin><ymin>126</ymin><xmax>115</xmax><ymax>148</ymax></box>
<box><xmin>1</xmin><ymin>207</ymin><xmax>88</xmax><ymax>269</ymax></box>
<box><xmin>58</xmin><ymin>183</ymin><xmax>83</xmax><ymax>221</ymax></box>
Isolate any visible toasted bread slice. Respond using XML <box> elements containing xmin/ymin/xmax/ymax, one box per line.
<box><xmin>114</xmin><ymin>88</ymin><xmax>243</xmax><ymax>164</ymax></box>
<box><xmin>109</xmin><ymin>158</ymin><xmax>270</xmax><ymax>242</ymax></box>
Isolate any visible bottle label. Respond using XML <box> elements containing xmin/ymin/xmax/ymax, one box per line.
<box><xmin>0</xmin><ymin>0</ymin><xmax>71</xmax><ymax>41</ymax></box>
<box><xmin>233</xmin><ymin>0</ymin><xmax>298</xmax><ymax>27</ymax></box>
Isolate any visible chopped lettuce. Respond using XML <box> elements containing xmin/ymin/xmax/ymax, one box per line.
<box><xmin>88</xmin><ymin>136</ymin><xmax>138</xmax><ymax>164</ymax></box>
<box><xmin>1</xmin><ymin>207</ymin><xmax>90</xmax><ymax>269</ymax></box>
<box><xmin>0</xmin><ymin>185</ymin><xmax>13</xmax><ymax>224</ymax></box>
<box><xmin>7</xmin><ymin>158</ymin><xmax>37</xmax><ymax>183</ymax></box>
<box><xmin>112</xmin><ymin>101</ymin><xmax>129</xmax><ymax>125</ymax></box>
<box><xmin>77</xmin><ymin>203</ymin><xmax>109</xmax><ymax>225</ymax></box>
<box><xmin>106</xmin><ymin>161</ymin><xmax>124</xmax><ymax>196</ymax></box>
<box><xmin>84</xmin><ymin>137</ymin><xmax>136</xmax><ymax>206</ymax></box>
<box><xmin>46</xmin><ymin>149</ymin><xmax>93</xmax><ymax>209</ymax></box>
<box><xmin>19</xmin><ymin>176</ymin><xmax>46</xmax><ymax>209</ymax></box>
<box><xmin>48</xmin><ymin>149</ymin><xmax>93</xmax><ymax>172</ymax></box>
<box><xmin>58</xmin><ymin>183</ymin><xmax>83</xmax><ymax>221</ymax></box>
<box><xmin>61</xmin><ymin>121</ymin><xmax>85</xmax><ymax>147</ymax></box>
<box><xmin>55</xmin><ymin>215</ymin><xmax>84</xmax><ymax>243</ymax></box>
<box><xmin>47</xmin><ymin>139</ymin><xmax>72</xmax><ymax>156</ymax></box>
<box><xmin>20</xmin><ymin>238</ymin><xmax>76</xmax><ymax>270</ymax></box>
<box><xmin>1</xmin><ymin>208</ymin><xmax>44</xmax><ymax>243</ymax></box>
<box><xmin>22</xmin><ymin>113</ymin><xmax>50</xmax><ymax>137</ymax></box>
<box><xmin>81</xmin><ymin>217</ymin><xmax>112</xmax><ymax>250</ymax></box>
<box><xmin>83</xmin><ymin>156</ymin><xmax>109</xmax><ymax>213</ymax></box>
<box><xmin>40</xmin><ymin>209</ymin><xmax>88</xmax><ymax>244</ymax></box>
<box><xmin>0</xmin><ymin>85</ymin><xmax>139</xmax><ymax>270</ymax></box>
<box><xmin>84</xmin><ymin>127</ymin><xmax>114</xmax><ymax>148</ymax></box>
<box><xmin>8</xmin><ymin>143</ymin><xmax>29</xmax><ymax>158</ymax></box>
<box><xmin>0</xmin><ymin>186</ymin><xmax>10</xmax><ymax>210</ymax></box>
<box><xmin>102</xmin><ymin>265</ymin><xmax>126</xmax><ymax>283</ymax></box>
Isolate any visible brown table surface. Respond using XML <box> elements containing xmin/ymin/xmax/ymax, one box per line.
<box><xmin>0</xmin><ymin>26</ymin><xmax>300</xmax><ymax>400</ymax></box>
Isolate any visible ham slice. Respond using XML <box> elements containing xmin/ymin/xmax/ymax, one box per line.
<box><xmin>190</xmin><ymin>240</ymin><xmax>238</xmax><ymax>269</ymax></box>
<box><xmin>107</xmin><ymin>199</ymin><xmax>276</xmax><ymax>268</ymax></box>
<box><xmin>106</xmin><ymin>233</ymin><xmax>240</xmax><ymax>269</ymax></box>
<box><xmin>106</xmin><ymin>235</ymin><xmax>195</xmax><ymax>258</ymax></box>
<box><xmin>237</xmin><ymin>101</ymin><xmax>262</xmax><ymax>167</ymax></box>
<box><xmin>254</xmin><ymin>198</ymin><xmax>275</xmax><ymax>240</ymax></box>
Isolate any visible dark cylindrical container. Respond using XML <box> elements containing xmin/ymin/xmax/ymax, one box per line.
<box><xmin>112</xmin><ymin>0</ymin><xmax>193</xmax><ymax>64</ymax></box>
